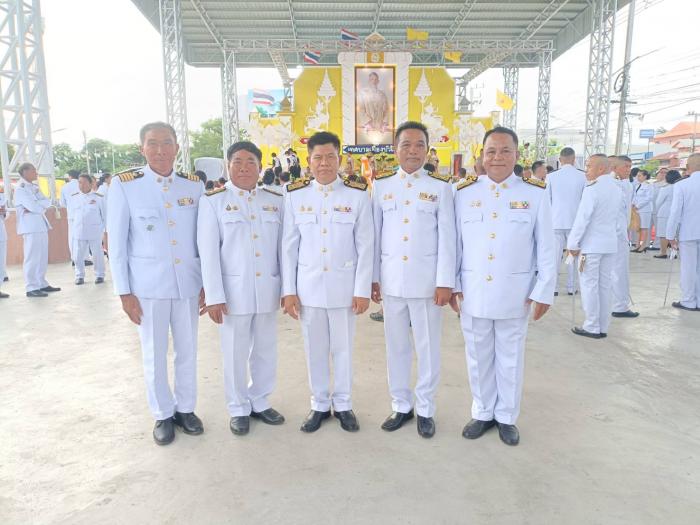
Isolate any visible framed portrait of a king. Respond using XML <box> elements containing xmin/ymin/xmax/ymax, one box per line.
<box><xmin>355</xmin><ymin>66</ymin><xmax>395</xmax><ymax>145</ymax></box>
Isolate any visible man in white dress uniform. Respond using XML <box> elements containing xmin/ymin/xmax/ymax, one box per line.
<box><xmin>71</xmin><ymin>174</ymin><xmax>106</xmax><ymax>285</ymax></box>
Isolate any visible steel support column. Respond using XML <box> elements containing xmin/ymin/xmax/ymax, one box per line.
<box><xmin>584</xmin><ymin>0</ymin><xmax>617</xmax><ymax>158</ymax></box>
<box><xmin>535</xmin><ymin>50</ymin><xmax>552</xmax><ymax>161</ymax></box>
<box><xmin>221</xmin><ymin>48</ymin><xmax>239</xmax><ymax>151</ymax></box>
<box><xmin>159</xmin><ymin>0</ymin><xmax>190</xmax><ymax>171</ymax></box>
<box><xmin>502</xmin><ymin>66</ymin><xmax>519</xmax><ymax>130</ymax></box>
<box><xmin>0</xmin><ymin>0</ymin><xmax>56</xmax><ymax>204</ymax></box>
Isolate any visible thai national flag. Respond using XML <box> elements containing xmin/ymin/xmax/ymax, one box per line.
<box><xmin>252</xmin><ymin>90</ymin><xmax>275</xmax><ymax>106</ymax></box>
<box><xmin>303</xmin><ymin>50</ymin><xmax>320</xmax><ymax>65</ymax></box>
<box><xmin>340</xmin><ymin>28</ymin><xmax>359</xmax><ymax>41</ymax></box>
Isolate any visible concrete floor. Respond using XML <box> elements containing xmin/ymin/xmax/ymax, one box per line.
<box><xmin>1</xmin><ymin>254</ymin><xmax>699</xmax><ymax>525</ymax></box>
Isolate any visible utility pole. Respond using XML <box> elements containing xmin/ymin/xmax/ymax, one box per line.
<box><xmin>689</xmin><ymin>111</ymin><xmax>699</xmax><ymax>154</ymax></box>
<box><xmin>614</xmin><ymin>0</ymin><xmax>636</xmax><ymax>155</ymax></box>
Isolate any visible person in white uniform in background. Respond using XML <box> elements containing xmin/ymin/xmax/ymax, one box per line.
<box><xmin>72</xmin><ymin>174</ymin><xmax>106</xmax><ymax>285</ymax></box>
<box><xmin>568</xmin><ymin>154</ymin><xmax>622</xmax><ymax>338</ymax></box>
<box><xmin>649</xmin><ymin>167</ymin><xmax>668</xmax><ymax>251</ymax></box>
<box><xmin>631</xmin><ymin>170</ymin><xmax>653</xmax><ymax>253</ymax></box>
<box><xmin>608</xmin><ymin>155</ymin><xmax>639</xmax><ymax>319</ymax></box>
<box><xmin>452</xmin><ymin>126</ymin><xmax>555</xmax><ymax>446</ymax></box>
<box><xmin>0</xmin><ymin>183</ymin><xmax>8</xmax><ymax>298</ymax></box>
<box><xmin>59</xmin><ymin>170</ymin><xmax>80</xmax><ymax>264</ymax></box>
<box><xmin>198</xmin><ymin>141</ymin><xmax>286</xmax><ymax>437</ymax></box>
<box><xmin>371</xmin><ymin>121</ymin><xmax>456</xmax><ymax>439</ymax></box>
<box><xmin>653</xmin><ymin>170</ymin><xmax>682</xmax><ymax>259</ymax></box>
<box><xmin>546</xmin><ymin>147</ymin><xmax>586</xmax><ymax>296</ymax></box>
<box><xmin>666</xmin><ymin>153</ymin><xmax>700</xmax><ymax>312</ymax></box>
<box><xmin>107</xmin><ymin>121</ymin><xmax>205</xmax><ymax>446</ymax></box>
<box><xmin>282</xmin><ymin>131</ymin><xmax>374</xmax><ymax>434</ymax></box>
<box><xmin>13</xmin><ymin>162</ymin><xmax>61</xmax><ymax>297</ymax></box>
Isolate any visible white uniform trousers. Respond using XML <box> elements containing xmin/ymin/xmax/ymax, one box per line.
<box><xmin>136</xmin><ymin>296</ymin><xmax>199</xmax><ymax>420</ymax></box>
<box><xmin>67</xmin><ymin>219</ymin><xmax>75</xmax><ymax>262</ymax></box>
<box><xmin>300</xmin><ymin>306</ymin><xmax>355</xmax><ymax>412</ymax></box>
<box><xmin>0</xmin><ymin>239</ymin><xmax>6</xmax><ymax>284</ymax></box>
<box><xmin>554</xmin><ymin>229</ymin><xmax>577</xmax><ymax>294</ymax></box>
<box><xmin>383</xmin><ymin>295</ymin><xmax>442</xmax><ymax>418</ymax></box>
<box><xmin>578</xmin><ymin>253</ymin><xmax>615</xmax><ymax>334</ymax></box>
<box><xmin>679</xmin><ymin>240</ymin><xmax>700</xmax><ymax>309</ymax></box>
<box><xmin>611</xmin><ymin>235</ymin><xmax>632</xmax><ymax>313</ymax></box>
<box><xmin>22</xmin><ymin>232</ymin><xmax>49</xmax><ymax>292</ymax></box>
<box><xmin>220</xmin><ymin>311</ymin><xmax>277</xmax><ymax>417</ymax></box>
<box><xmin>459</xmin><ymin>312</ymin><xmax>529</xmax><ymax>425</ymax></box>
<box><xmin>74</xmin><ymin>239</ymin><xmax>105</xmax><ymax>279</ymax></box>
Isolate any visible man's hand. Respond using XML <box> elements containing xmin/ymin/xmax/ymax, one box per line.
<box><xmin>352</xmin><ymin>297</ymin><xmax>370</xmax><ymax>315</ymax></box>
<box><xmin>120</xmin><ymin>294</ymin><xmax>143</xmax><ymax>325</ymax></box>
<box><xmin>527</xmin><ymin>300</ymin><xmax>550</xmax><ymax>321</ymax></box>
<box><xmin>371</xmin><ymin>282</ymin><xmax>382</xmax><ymax>304</ymax></box>
<box><xmin>198</xmin><ymin>288</ymin><xmax>207</xmax><ymax>316</ymax></box>
<box><xmin>282</xmin><ymin>295</ymin><xmax>301</xmax><ymax>320</ymax></box>
<box><xmin>449</xmin><ymin>292</ymin><xmax>463</xmax><ymax>314</ymax></box>
<box><xmin>568</xmin><ymin>249</ymin><xmax>581</xmax><ymax>257</ymax></box>
<box><xmin>434</xmin><ymin>287</ymin><xmax>452</xmax><ymax>306</ymax></box>
<box><xmin>207</xmin><ymin>303</ymin><xmax>228</xmax><ymax>324</ymax></box>
<box><xmin>670</xmin><ymin>240</ymin><xmax>679</xmax><ymax>250</ymax></box>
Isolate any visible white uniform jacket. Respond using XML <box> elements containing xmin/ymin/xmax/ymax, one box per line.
<box><xmin>567</xmin><ymin>174</ymin><xmax>622</xmax><ymax>254</ymax></box>
<box><xmin>71</xmin><ymin>191</ymin><xmax>106</xmax><ymax>241</ymax></box>
<box><xmin>107</xmin><ymin>165</ymin><xmax>204</xmax><ymax>299</ymax></box>
<box><xmin>546</xmin><ymin>164</ymin><xmax>587</xmax><ymax>230</ymax></box>
<box><xmin>455</xmin><ymin>174</ymin><xmax>556</xmax><ymax>319</ymax></box>
<box><xmin>198</xmin><ymin>184</ymin><xmax>283</xmax><ymax>314</ymax></box>
<box><xmin>281</xmin><ymin>176</ymin><xmax>374</xmax><ymax>308</ymax></box>
<box><xmin>372</xmin><ymin>168</ymin><xmax>456</xmax><ymax>298</ymax></box>
<box><xmin>14</xmin><ymin>177</ymin><xmax>51</xmax><ymax>235</ymax></box>
<box><xmin>666</xmin><ymin>173</ymin><xmax>700</xmax><ymax>241</ymax></box>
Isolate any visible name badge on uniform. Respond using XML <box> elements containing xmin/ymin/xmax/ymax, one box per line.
<box><xmin>299</xmin><ymin>205</ymin><xmax>313</xmax><ymax>213</ymax></box>
<box><xmin>510</xmin><ymin>201</ymin><xmax>529</xmax><ymax>209</ymax></box>
<box><xmin>333</xmin><ymin>205</ymin><xmax>352</xmax><ymax>213</ymax></box>
<box><xmin>225</xmin><ymin>204</ymin><xmax>240</xmax><ymax>211</ymax></box>
<box><xmin>262</xmin><ymin>205</ymin><xmax>278</xmax><ymax>212</ymax></box>
<box><xmin>419</xmin><ymin>192</ymin><xmax>438</xmax><ymax>202</ymax></box>
<box><xmin>470</xmin><ymin>200</ymin><xmax>481</xmax><ymax>208</ymax></box>
<box><xmin>178</xmin><ymin>197</ymin><xmax>194</xmax><ymax>206</ymax></box>
<box><xmin>383</xmin><ymin>193</ymin><xmax>393</xmax><ymax>201</ymax></box>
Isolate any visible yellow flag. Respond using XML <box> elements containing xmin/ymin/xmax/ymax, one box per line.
<box><xmin>496</xmin><ymin>89</ymin><xmax>514</xmax><ymax>111</ymax></box>
<box><xmin>444</xmin><ymin>51</ymin><xmax>462</xmax><ymax>64</ymax></box>
<box><xmin>406</xmin><ymin>27</ymin><xmax>429</xmax><ymax>41</ymax></box>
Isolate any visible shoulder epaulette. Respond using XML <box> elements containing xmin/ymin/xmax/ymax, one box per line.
<box><xmin>428</xmin><ymin>171</ymin><xmax>452</xmax><ymax>183</ymax></box>
<box><xmin>262</xmin><ymin>187</ymin><xmax>282</xmax><ymax>197</ymax></box>
<box><xmin>523</xmin><ymin>177</ymin><xmax>547</xmax><ymax>189</ymax></box>
<box><xmin>344</xmin><ymin>179</ymin><xmax>368</xmax><ymax>191</ymax></box>
<box><xmin>95</xmin><ymin>192</ymin><xmax>104</xmax><ymax>197</ymax></box>
<box><xmin>205</xmin><ymin>187</ymin><xmax>226</xmax><ymax>197</ymax></box>
<box><xmin>71</xmin><ymin>192</ymin><xmax>79</xmax><ymax>196</ymax></box>
<box><xmin>177</xmin><ymin>171</ymin><xmax>202</xmax><ymax>183</ymax></box>
<box><xmin>375</xmin><ymin>171</ymin><xmax>396</xmax><ymax>180</ymax></box>
<box><xmin>456</xmin><ymin>175</ymin><xmax>478</xmax><ymax>191</ymax></box>
<box><xmin>586</xmin><ymin>180</ymin><xmax>597</xmax><ymax>187</ymax></box>
<box><xmin>286</xmin><ymin>178</ymin><xmax>311</xmax><ymax>192</ymax></box>
<box><xmin>115</xmin><ymin>168</ymin><xmax>144</xmax><ymax>183</ymax></box>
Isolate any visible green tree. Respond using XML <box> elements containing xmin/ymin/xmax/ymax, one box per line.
<box><xmin>53</xmin><ymin>142</ymin><xmax>85</xmax><ymax>176</ymax></box>
<box><xmin>190</xmin><ymin>118</ymin><xmax>224</xmax><ymax>159</ymax></box>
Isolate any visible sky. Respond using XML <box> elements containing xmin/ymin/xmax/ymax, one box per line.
<box><xmin>40</xmin><ymin>0</ymin><xmax>700</xmax><ymax>150</ymax></box>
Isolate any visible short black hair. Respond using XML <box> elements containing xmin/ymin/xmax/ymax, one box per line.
<box><xmin>395</xmin><ymin>121</ymin><xmax>429</xmax><ymax>147</ymax></box>
<box><xmin>18</xmin><ymin>162</ymin><xmax>36</xmax><ymax>176</ymax></box>
<box><xmin>227</xmin><ymin>141</ymin><xmax>262</xmax><ymax>162</ymax></box>
<box><xmin>666</xmin><ymin>170</ymin><xmax>682</xmax><ymax>184</ymax></box>
<box><xmin>616</xmin><ymin>155</ymin><xmax>632</xmax><ymax>163</ymax></box>
<box><xmin>271</xmin><ymin>152</ymin><xmax>277</xmax><ymax>157</ymax></box>
<box><xmin>194</xmin><ymin>170</ymin><xmax>207</xmax><ymax>183</ymax></box>
<box><xmin>204</xmin><ymin>180</ymin><xmax>215</xmax><ymax>191</ymax></box>
<box><xmin>423</xmin><ymin>163</ymin><xmax>435</xmax><ymax>173</ymax></box>
<box><xmin>67</xmin><ymin>169</ymin><xmax>80</xmax><ymax>179</ymax></box>
<box><xmin>560</xmin><ymin>147</ymin><xmax>575</xmax><ymax>157</ymax></box>
<box><xmin>513</xmin><ymin>164</ymin><xmax>524</xmax><ymax>177</ymax></box>
<box><xmin>546</xmin><ymin>165</ymin><xmax>554</xmax><ymax>173</ymax></box>
<box><xmin>78</xmin><ymin>173</ymin><xmax>92</xmax><ymax>183</ymax></box>
<box><xmin>262</xmin><ymin>169</ymin><xmax>275</xmax><ymax>185</ymax></box>
<box><xmin>458</xmin><ymin>167</ymin><xmax>467</xmax><ymax>176</ymax></box>
<box><xmin>532</xmin><ymin>160</ymin><xmax>545</xmax><ymax>171</ymax></box>
<box><xmin>483</xmin><ymin>126</ymin><xmax>519</xmax><ymax>148</ymax></box>
<box><xmin>280</xmin><ymin>171</ymin><xmax>290</xmax><ymax>183</ymax></box>
<box><xmin>307</xmin><ymin>131</ymin><xmax>340</xmax><ymax>153</ymax></box>
<box><xmin>139</xmin><ymin>121</ymin><xmax>177</xmax><ymax>145</ymax></box>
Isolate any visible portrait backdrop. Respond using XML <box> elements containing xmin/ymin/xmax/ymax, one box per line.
<box><xmin>355</xmin><ymin>66</ymin><xmax>395</xmax><ymax>145</ymax></box>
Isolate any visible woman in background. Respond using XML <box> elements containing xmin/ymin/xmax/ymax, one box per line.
<box><xmin>653</xmin><ymin>169</ymin><xmax>682</xmax><ymax>259</ymax></box>
<box><xmin>631</xmin><ymin>169</ymin><xmax>653</xmax><ymax>253</ymax></box>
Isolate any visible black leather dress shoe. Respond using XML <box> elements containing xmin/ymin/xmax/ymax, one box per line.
<box><xmin>381</xmin><ymin>409</ymin><xmax>414</xmax><ymax>431</ymax></box>
<box><xmin>0</xmin><ymin>291</ymin><xmax>9</xmax><ymax>298</ymax></box>
<box><xmin>26</xmin><ymin>289</ymin><xmax>48</xmax><ymax>297</ymax></box>
<box><xmin>230</xmin><ymin>416</ymin><xmax>250</xmax><ymax>435</ymax></box>
<box><xmin>334</xmin><ymin>410</ymin><xmax>359</xmax><ymax>432</ymax></box>
<box><xmin>672</xmin><ymin>301</ymin><xmax>699</xmax><ymax>311</ymax></box>
<box><xmin>612</xmin><ymin>310</ymin><xmax>639</xmax><ymax>318</ymax></box>
<box><xmin>95</xmin><ymin>277</ymin><xmax>104</xmax><ymax>284</ymax></box>
<box><xmin>462</xmin><ymin>418</ymin><xmax>496</xmax><ymax>439</ymax></box>
<box><xmin>173</xmin><ymin>411</ymin><xmax>204</xmax><ymax>435</ymax></box>
<box><xmin>300</xmin><ymin>410</ymin><xmax>331</xmax><ymax>433</ymax></box>
<box><xmin>84</xmin><ymin>260</ymin><xmax>93</xmax><ymax>266</ymax></box>
<box><xmin>75</xmin><ymin>278</ymin><xmax>84</xmax><ymax>285</ymax></box>
<box><xmin>567</xmin><ymin>291</ymin><xmax>578</xmax><ymax>296</ymax></box>
<box><xmin>600</xmin><ymin>333</ymin><xmax>607</xmax><ymax>338</ymax></box>
<box><xmin>2</xmin><ymin>276</ymin><xmax>7</xmax><ymax>282</ymax></box>
<box><xmin>553</xmin><ymin>291</ymin><xmax>559</xmax><ymax>296</ymax></box>
<box><xmin>417</xmin><ymin>416</ymin><xmax>435</xmax><ymax>438</ymax></box>
<box><xmin>571</xmin><ymin>326</ymin><xmax>602</xmax><ymax>339</ymax></box>
<box><xmin>251</xmin><ymin>408</ymin><xmax>285</xmax><ymax>425</ymax></box>
<box><xmin>497</xmin><ymin>422</ymin><xmax>520</xmax><ymax>446</ymax></box>
<box><xmin>41</xmin><ymin>285</ymin><xmax>61</xmax><ymax>292</ymax></box>
<box><xmin>153</xmin><ymin>418</ymin><xmax>175</xmax><ymax>445</ymax></box>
